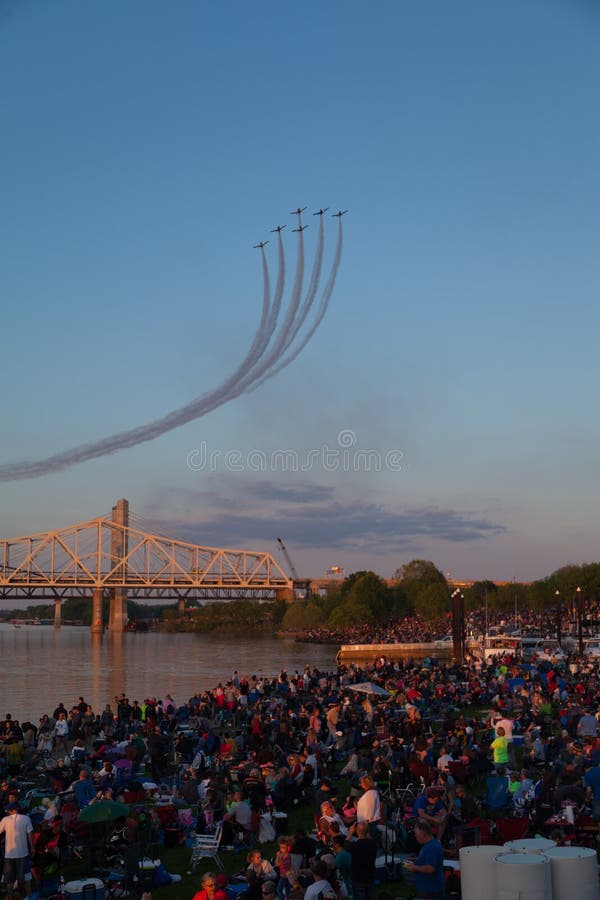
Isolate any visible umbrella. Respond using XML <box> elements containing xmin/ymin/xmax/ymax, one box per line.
<box><xmin>78</xmin><ymin>800</ymin><xmax>130</xmax><ymax>823</ymax></box>
<box><xmin>349</xmin><ymin>682</ymin><xmax>390</xmax><ymax>697</ymax></box>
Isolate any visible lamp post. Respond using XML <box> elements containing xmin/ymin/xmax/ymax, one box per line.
<box><xmin>451</xmin><ymin>588</ymin><xmax>465</xmax><ymax>664</ymax></box>
<box><xmin>484</xmin><ymin>585</ymin><xmax>488</xmax><ymax>639</ymax></box>
<box><xmin>555</xmin><ymin>589</ymin><xmax>561</xmax><ymax>647</ymax></box>
<box><xmin>577</xmin><ymin>586</ymin><xmax>584</xmax><ymax>657</ymax></box>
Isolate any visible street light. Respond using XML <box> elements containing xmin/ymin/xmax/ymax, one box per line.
<box><xmin>450</xmin><ymin>588</ymin><xmax>465</xmax><ymax>664</ymax></box>
<box><xmin>555</xmin><ymin>590</ymin><xmax>561</xmax><ymax>646</ymax></box>
<box><xmin>577</xmin><ymin>586</ymin><xmax>583</xmax><ymax>656</ymax></box>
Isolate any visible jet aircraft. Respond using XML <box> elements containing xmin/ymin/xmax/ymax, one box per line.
<box><xmin>270</xmin><ymin>225</ymin><xmax>287</xmax><ymax>233</ymax></box>
<box><xmin>313</xmin><ymin>208</ymin><xmax>330</xmax><ymax>216</ymax></box>
<box><xmin>253</xmin><ymin>241</ymin><xmax>269</xmax><ymax>249</ymax></box>
<box><xmin>292</xmin><ymin>224</ymin><xmax>309</xmax><ymax>233</ymax></box>
<box><xmin>332</xmin><ymin>210</ymin><xmax>348</xmax><ymax>218</ymax></box>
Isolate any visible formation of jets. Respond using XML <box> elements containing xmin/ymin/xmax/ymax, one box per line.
<box><xmin>254</xmin><ymin>208</ymin><xmax>347</xmax><ymax>247</ymax></box>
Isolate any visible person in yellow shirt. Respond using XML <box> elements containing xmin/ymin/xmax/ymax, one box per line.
<box><xmin>491</xmin><ymin>726</ymin><xmax>509</xmax><ymax>768</ymax></box>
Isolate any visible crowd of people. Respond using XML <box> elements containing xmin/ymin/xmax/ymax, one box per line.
<box><xmin>2</xmin><ymin>620</ymin><xmax>600</xmax><ymax>899</ymax></box>
<box><xmin>298</xmin><ymin>603</ymin><xmax>600</xmax><ymax>646</ymax></box>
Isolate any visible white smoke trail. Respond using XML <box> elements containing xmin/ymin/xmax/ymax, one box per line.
<box><xmin>239</xmin><ymin>225</ymin><xmax>305</xmax><ymax>388</ymax></box>
<box><xmin>0</xmin><ymin>242</ymin><xmax>276</xmax><ymax>482</ymax></box>
<box><xmin>250</xmin><ymin>214</ymin><xmax>324</xmax><ymax>392</ymax></box>
<box><xmin>258</xmin><ymin>215</ymin><xmax>343</xmax><ymax>383</ymax></box>
<box><xmin>0</xmin><ymin>214</ymin><xmax>343</xmax><ymax>482</ymax></box>
<box><xmin>265</xmin><ymin>229</ymin><xmax>286</xmax><ymax>344</ymax></box>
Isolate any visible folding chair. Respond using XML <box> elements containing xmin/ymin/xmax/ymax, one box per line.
<box><xmin>494</xmin><ymin>816</ymin><xmax>530</xmax><ymax>844</ymax></box>
<box><xmin>188</xmin><ymin>823</ymin><xmax>224</xmax><ymax>873</ymax></box>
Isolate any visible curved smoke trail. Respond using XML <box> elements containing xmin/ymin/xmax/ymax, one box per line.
<box><xmin>232</xmin><ymin>226</ymin><xmax>305</xmax><ymax>396</ymax></box>
<box><xmin>285</xmin><ymin>213</ymin><xmax>324</xmax><ymax>349</ymax></box>
<box><xmin>243</xmin><ymin>228</ymin><xmax>286</xmax><ymax>377</ymax></box>
<box><xmin>250</xmin><ymin>214</ymin><xmax>324</xmax><ymax>392</ymax></box>
<box><xmin>258</xmin><ymin>215</ymin><xmax>343</xmax><ymax>383</ymax></box>
<box><xmin>0</xmin><ymin>245</ymin><xmax>276</xmax><ymax>482</ymax></box>
<box><xmin>0</xmin><ymin>214</ymin><xmax>343</xmax><ymax>482</ymax></box>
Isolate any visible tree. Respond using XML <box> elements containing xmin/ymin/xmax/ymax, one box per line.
<box><xmin>339</xmin><ymin>571</ymin><xmax>377</xmax><ymax>599</ymax></box>
<box><xmin>324</xmin><ymin>572</ymin><xmax>395</xmax><ymax>628</ymax></box>
<box><xmin>464</xmin><ymin>581</ymin><xmax>497</xmax><ymax>612</ymax></box>
<box><xmin>281</xmin><ymin>601</ymin><xmax>323</xmax><ymax>631</ymax></box>
<box><xmin>495</xmin><ymin>581</ymin><xmax>529</xmax><ymax>612</ymax></box>
<box><xmin>393</xmin><ymin>560</ymin><xmax>448</xmax><ymax>615</ymax></box>
<box><xmin>413</xmin><ymin>582</ymin><xmax>449</xmax><ymax>619</ymax></box>
<box><xmin>394</xmin><ymin>560</ymin><xmax>447</xmax><ymax>586</ymax></box>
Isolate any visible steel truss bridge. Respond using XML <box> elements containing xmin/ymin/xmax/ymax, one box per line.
<box><xmin>0</xmin><ymin>500</ymin><xmax>293</xmax><ymax>630</ymax></box>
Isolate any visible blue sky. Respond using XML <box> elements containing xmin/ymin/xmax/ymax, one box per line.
<box><xmin>1</xmin><ymin>0</ymin><xmax>599</xmax><ymax>582</ymax></box>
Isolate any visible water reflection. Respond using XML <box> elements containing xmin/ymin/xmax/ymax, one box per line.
<box><xmin>0</xmin><ymin>625</ymin><xmax>337</xmax><ymax>720</ymax></box>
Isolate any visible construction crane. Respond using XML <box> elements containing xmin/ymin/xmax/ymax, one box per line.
<box><xmin>276</xmin><ymin>538</ymin><xmax>311</xmax><ymax>599</ymax></box>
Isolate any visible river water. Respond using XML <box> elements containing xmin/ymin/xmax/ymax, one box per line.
<box><xmin>0</xmin><ymin>624</ymin><xmax>338</xmax><ymax>723</ymax></box>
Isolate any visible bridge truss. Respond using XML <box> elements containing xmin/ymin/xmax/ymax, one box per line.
<box><xmin>0</xmin><ymin>516</ymin><xmax>292</xmax><ymax>602</ymax></box>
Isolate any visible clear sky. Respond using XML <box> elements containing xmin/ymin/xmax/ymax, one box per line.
<box><xmin>1</xmin><ymin>0</ymin><xmax>599</xmax><ymax>583</ymax></box>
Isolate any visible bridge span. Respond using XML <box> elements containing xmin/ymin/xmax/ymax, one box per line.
<box><xmin>0</xmin><ymin>499</ymin><xmax>293</xmax><ymax>631</ymax></box>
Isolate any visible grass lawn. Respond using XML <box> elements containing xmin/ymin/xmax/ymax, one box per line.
<box><xmin>57</xmin><ymin>780</ymin><xmax>413</xmax><ymax>900</ymax></box>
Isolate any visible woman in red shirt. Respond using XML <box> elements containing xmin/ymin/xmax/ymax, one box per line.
<box><xmin>192</xmin><ymin>872</ymin><xmax>228</xmax><ymax>900</ymax></box>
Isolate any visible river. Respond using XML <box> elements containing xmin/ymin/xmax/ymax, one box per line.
<box><xmin>0</xmin><ymin>624</ymin><xmax>338</xmax><ymax>722</ymax></box>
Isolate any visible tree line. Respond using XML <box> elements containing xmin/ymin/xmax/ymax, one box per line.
<box><xmin>279</xmin><ymin>559</ymin><xmax>600</xmax><ymax>631</ymax></box>
<box><xmin>3</xmin><ymin>559</ymin><xmax>600</xmax><ymax>631</ymax></box>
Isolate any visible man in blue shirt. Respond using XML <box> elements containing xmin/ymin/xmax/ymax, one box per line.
<box><xmin>583</xmin><ymin>760</ymin><xmax>600</xmax><ymax>819</ymax></box>
<box><xmin>73</xmin><ymin>769</ymin><xmax>98</xmax><ymax>808</ymax></box>
<box><xmin>404</xmin><ymin>820</ymin><xmax>445</xmax><ymax>898</ymax></box>
<box><xmin>414</xmin><ymin>788</ymin><xmax>448</xmax><ymax>844</ymax></box>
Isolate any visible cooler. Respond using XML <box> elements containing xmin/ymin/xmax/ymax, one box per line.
<box><xmin>64</xmin><ymin>879</ymin><xmax>105</xmax><ymax>900</ymax></box>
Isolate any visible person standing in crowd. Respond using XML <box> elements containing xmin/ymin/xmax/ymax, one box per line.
<box><xmin>345</xmin><ymin>820</ymin><xmax>377</xmax><ymax>900</ymax></box>
<box><xmin>0</xmin><ymin>802</ymin><xmax>35</xmax><ymax>900</ymax></box>
<box><xmin>404</xmin><ymin>820</ymin><xmax>445</xmax><ymax>900</ymax></box>
<box><xmin>355</xmin><ymin>774</ymin><xmax>381</xmax><ymax>837</ymax></box>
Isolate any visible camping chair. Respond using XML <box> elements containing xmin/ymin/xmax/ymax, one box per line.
<box><xmin>188</xmin><ymin>823</ymin><xmax>224</xmax><ymax>873</ymax></box>
<box><xmin>494</xmin><ymin>816</ymin><xmax>530</xmax><ymax>844</ymax></box>
<box><xmin>485</xmin><ymin>773</ymin><xmax>512</xmax><ymax>814</ymax></box>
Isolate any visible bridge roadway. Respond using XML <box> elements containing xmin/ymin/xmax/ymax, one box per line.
<box><xmin>0</xmin><ymin>499</ymin><xmax>293</xmax><ymax>631</ymax></box>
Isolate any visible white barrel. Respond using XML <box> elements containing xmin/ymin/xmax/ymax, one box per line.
<box><xmin>544</xmin><ymin>846</ymin><xmax>600</xmax><ymax>900</ymax></box>
<box><xmin>495</xmin><ymin>852</ymin><xmax>552</xmax><ymax>900</ymax></box>
<box><xmin>459</xmin><ymin>845</ymin><xmax>505</xmax><ymax>900</ymax></box>
<box><xmin>504</xmin><ymin>837</ymin><xmax>556</xmax><ymax>855</ymax></box>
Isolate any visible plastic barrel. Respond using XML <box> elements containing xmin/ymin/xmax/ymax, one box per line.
<box><xmin>543</xmin><ymin>845</ymin><xmax>600</xmax><ymax>900</ymax></box>
<box><xmin>504</xmin><ymin>837</ymin><xmax>556</xmax><ymax>855</ymax></box>
<box><xmin>459</xmin><ymin>845</ymin><xmax>505</xmax><ymax>900</ymax></box>
<box><xmin>494</xmin><ymin>852</ymin><xmax>552</xmax><ymax>900</ymax></box>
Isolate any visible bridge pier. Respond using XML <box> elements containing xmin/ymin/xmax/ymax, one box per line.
<box><xmin>108</xmin><ymin>589</ymin><xmax>128</xmax><ymax>632</ymax></box>
<box><xmin>109</xmin><ymin>498</ymin><xmax>129</xmax><ymax>632</ymax></box>
<box><xmin>91</xmin><ymin>588</ymin><xmax>104</xmax><ymax>633</ymax></box>
<box><xmin>53</xmin><ymin>599</ymin><xmax>61</xmax><ymax>628</ymax></box>
<box><xmin>276</xmin><ymin>587</ymin><xmax>295</xmax><ymax>603</ymax></box>
<box><xmin>178</xmin><ymin>598</ymin><xmax>185</xmax><ymax>616</ymax></box>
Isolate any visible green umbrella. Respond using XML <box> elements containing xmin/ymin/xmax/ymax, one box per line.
<box><xmin>78</xmin><ymin>800</ymin><xmax>130</xmax><ymax>823</ymax></box>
